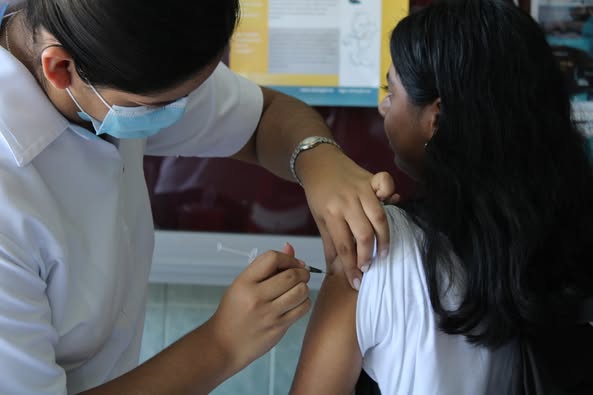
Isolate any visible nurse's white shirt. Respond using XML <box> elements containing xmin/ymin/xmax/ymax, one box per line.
<box><xmin>356</xmin><ymin>206</ymin><xmax>492</xmax><ymax>394</ymax></box>
<box><xmin>0</xmin><ymin>46</ymin><xmax>263</xmax><ymax>393</ymax></box>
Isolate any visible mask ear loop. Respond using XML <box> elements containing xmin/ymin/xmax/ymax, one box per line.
<box><xmin>88</xmin><ymin>84</ymin><xmax>112</xmax><ymax>110</ymax></box>
<box><xmin>1</xmin><ymin>7</ymin><xmax>21</xmax><ymax>22</ymax></box>
<box><xmin>65</xmin><ymin>87</ymin><xmax>86</xmax><ymax>113</ymax></box>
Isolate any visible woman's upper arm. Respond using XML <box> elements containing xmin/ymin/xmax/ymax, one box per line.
<box><xmin>290</xmin><ymin>257</ymin><xmax>362</xmax><ymax>395</ymax></box>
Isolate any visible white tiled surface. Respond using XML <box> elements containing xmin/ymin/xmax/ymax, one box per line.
<box><xmin>140</xmin><ymin>284</ymin><xmax>317</xmax><ymax>395</ymax></box>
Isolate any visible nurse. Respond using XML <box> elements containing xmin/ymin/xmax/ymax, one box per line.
<box><xmin>0</xmin><ymin>1</ymin><xmax>396</xmax><ymax>393</ymax></box>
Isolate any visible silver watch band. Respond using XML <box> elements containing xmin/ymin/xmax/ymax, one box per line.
<box><xmin>289</xmin><ymin>136</ymin><xmax>342</xmax><ymax>186</ymax></box>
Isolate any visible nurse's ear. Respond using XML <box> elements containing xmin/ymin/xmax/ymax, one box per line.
<box><xmin>40</xmin><ymin>45</ymin><xmax>76</xmax><ymax>90</ymax></box>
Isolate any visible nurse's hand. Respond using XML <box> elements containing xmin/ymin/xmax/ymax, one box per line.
<box><xmin>298</xmin><ymin>145</ymin><xmax>399</xmax><ymax>290</ymax></box>
<box><xmin>209</xmin><ymin>245</ymin><xmax>311</xmax><ymax>374</ymax></box>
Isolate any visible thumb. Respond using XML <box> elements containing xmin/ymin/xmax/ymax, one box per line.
<box><xmin>371</xmin><ymin>171</ymin><xmax>396</xmax><ymax>201</ymax></box>
<box><xmin>281</xmin><ymin>242</ymin><xmax>295</xmax><ymax>257</ymax></box>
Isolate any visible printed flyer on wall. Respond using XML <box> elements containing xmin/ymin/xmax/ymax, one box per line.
<box><xmin>532</xmin><ymin>0</ymin><xmax>593</xmax><ymax>150</ymax></box>
<box><xmin>229</xmin><ymin>0</ymin><xmax>409</xmax><ymax>107</ymax></box>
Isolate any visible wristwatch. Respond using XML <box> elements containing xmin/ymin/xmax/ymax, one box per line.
<box><xmin>289</xmin><ymin>136</ymin><xmax>342</xmax><ymax>186</ymax></box>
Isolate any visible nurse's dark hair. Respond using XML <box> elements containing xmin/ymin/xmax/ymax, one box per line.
<box><xmin>393</xmin><ymin>0</ymin><xmax>593</xmax><ymax>390</ymax></box>
<box><xmin>24</xmin><ymin>0</ymin><xmax>240</xmax><ymax>94</ymax></box>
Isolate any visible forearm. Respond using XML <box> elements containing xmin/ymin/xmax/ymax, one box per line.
<box><xmin>80</xmin><ymin>319</ymin><xmax>236</xmax><ymax>395</ymax></box>
<box><xmin>254</xmin><ymin>87</ymin><xmax>342</xmax><ymax>182</ymax></box>
<box><xmin>80</xmin><ymin>247</ymin><xmax>313</xmax><ymax>395</ymax></box>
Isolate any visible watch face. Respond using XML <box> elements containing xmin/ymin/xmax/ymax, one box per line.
<box><xmin>301</xmin><ymin>136</ymin><xmax>320</xmax><ymax>147</ymax></box>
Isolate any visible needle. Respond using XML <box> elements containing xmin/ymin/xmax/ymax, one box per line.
<box><xmin>217</xmin><ymin>242</ymin><xmax>325</xmax><ymax>273</ymax></box>
<box><xmin>303</xmin><ymin>264</ymin><xmax>325</xmax><ymax>274</ymax></box>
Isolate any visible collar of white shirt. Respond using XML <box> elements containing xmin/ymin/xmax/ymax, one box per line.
<box><xmin>0</xmin><ymin>48</ymin><xmax>70</xmax><ymax>167</ymax></box>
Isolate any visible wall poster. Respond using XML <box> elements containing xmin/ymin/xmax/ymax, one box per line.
<box><xmin>229</xmin><ymin>0</ymin><xmax>409</xmax><ymax>107</ymax></box>
<box><xmin>532</xmin><ymin>0</ymin><xmax>593</xmax><ymax>151</ymax></box>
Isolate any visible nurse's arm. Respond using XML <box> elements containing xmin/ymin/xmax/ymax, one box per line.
<box><xmin>79</xmin><ymin>321</ymin><xmax>238</xmax><ymax>394</ymax></box>
<box><xmin>229</xmin><ymin>86</ymin><xmax>334</xmax><ymax>179</ymax></box>
<box><xmin>290</xmin><ymin>256</ymin><xmax>363</xmax><ymax>395</ymax></box>
<box><xmin>230</xmin><ymin>86</ymin><xmax>393</xmax><ymax>292</ymax></box>
<box><xmin>80</xmin><ymin>250</ymin><xmax>311</xmax><ymax>395</ymax></box>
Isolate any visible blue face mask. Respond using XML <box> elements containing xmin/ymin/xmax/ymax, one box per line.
<box><xmin>65</xmin><ymin>84</ymin><xmax>188</xmax><ymax>139</ymax></box>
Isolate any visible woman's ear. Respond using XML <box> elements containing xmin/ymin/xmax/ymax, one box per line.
<box><xmin>40</xmin><ymin>45</ymin><xmax>75</xmax><ymax>90</ymax></box>
<box><xmin>426</xmin><ymin>97</ymin><xmax>441</xmax><ymax>140</ymax></box>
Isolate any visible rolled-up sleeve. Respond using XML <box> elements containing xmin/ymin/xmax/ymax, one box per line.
<box><xmin>145</xmin><ymin>63</ymin><xmax>264</xmax><ymax>158</ymax></box>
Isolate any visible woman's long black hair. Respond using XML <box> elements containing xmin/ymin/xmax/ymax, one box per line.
<box><xmin>24</xmin><ymin>0</ymin><xmax>240</xmax><ymax>94</ymax></box>
<box><xmin>393</xmin><ymin>0</ymin><xmax>593</xmax><ymax>391</ymax></box>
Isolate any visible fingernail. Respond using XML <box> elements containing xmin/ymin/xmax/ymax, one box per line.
<box><xmin>360</xmin><ymin>264</ymin><xmax>370</xmax><ymax>273</ymax></box>
<box><xmin>297</xmin><ymin>259</ymin><xmax>306</xmax><ymax>267</ymax></box>
<box><xmin>353</xmin><ymin>278</ymin><xmax>361</xmax><ymax>291</ymax></box>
